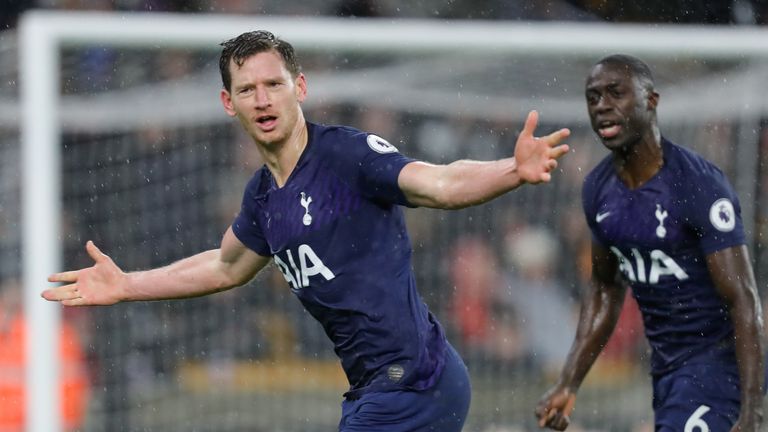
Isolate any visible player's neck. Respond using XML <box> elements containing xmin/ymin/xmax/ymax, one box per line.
<box><xmin>260</xmin><ymin>119</ymin><xmax>309</xmax><ymax>188</ymax></box>
<box><xmin>614</xmin><ymin>133</ymin><xmax>663</xmax><ymax>189</ymax></box>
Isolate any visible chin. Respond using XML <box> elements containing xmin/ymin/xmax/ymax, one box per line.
<box><xmin>254</xmin><ymin>130</ymin><xmax>283</xmax><ymax>145</ymax></box>
<box><xmin>600</xmin><ymin>136</ymin><xmax>627</xmax><ymax>151</ymax></box>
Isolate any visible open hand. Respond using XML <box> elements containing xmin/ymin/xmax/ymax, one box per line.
<box><xmin>514</xmin><ymin>110</ymin><xmax>571</xmax><ymax>184</ymax></box>
<box><xmin>43</xmin><ymin>241</ymin><xmax>126</xmax><ymax>306</ymax></box>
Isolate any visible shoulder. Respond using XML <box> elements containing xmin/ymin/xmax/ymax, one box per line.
<box><xmin>663</xmin><ymin>138</ymin><xmax>726</xmax><ymax>182</ymax></box>
<box><xmin>309</xmin><ymin>121</ymin><xmax>399</xmax><ymax>155</ymax></box>
<box><xmin>309</xmin><ymin>122</ymin><xmax>366</xmax><ymax>149</ymax></box>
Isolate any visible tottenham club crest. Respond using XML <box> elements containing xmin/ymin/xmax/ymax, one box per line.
<box><xmin>709</xmin><ymin>198</ymin><xmax>736</xmax><ymax>232</ymax></box>
<box><xmin>654</xmin><ymin>204</ymin><xmax>668</xmax><ymax>238</ymax></box>
<box><xmin>300</xmin><ymin>192</ymin><xmax>313</xmax><ymax>226</ymax></box>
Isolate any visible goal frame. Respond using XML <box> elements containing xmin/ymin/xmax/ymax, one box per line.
<box><xmin>18</xmin><ymin>10</ymin><xmax>768</xmax><ymax>431</ymax></box>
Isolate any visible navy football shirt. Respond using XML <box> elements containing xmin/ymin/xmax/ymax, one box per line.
<box><xmin>583</xmin><ymin>138</ymin><xmax>745</xmax><ymax>374</ymax></box>
<box><xmin>232</xmin><ymin>122</ymin><xmax>447</xmax><ymax>397</ymax></box>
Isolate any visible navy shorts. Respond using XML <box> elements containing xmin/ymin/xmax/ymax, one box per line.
<box><xmin>338</xmin><ymin>344</ymin><xmax>471</xmax><ymax>432</ymax></box>
<box><xmin>652</xmin><ymin>363</ymin><xmax>740</xmax><ymax>432</ymax></box>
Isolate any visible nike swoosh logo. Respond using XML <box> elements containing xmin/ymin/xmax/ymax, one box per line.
<box><xmin>596</xmin><ymin>211</ymin><xmax>611</xmax><ymax>223</ymax></box>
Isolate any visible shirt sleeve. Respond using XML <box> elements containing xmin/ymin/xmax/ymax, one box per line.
<box><xmin>684</xmin><ymin>164</ymin><xmax>745</xmax><ymax>254</ymax></box>
<box><xmin>231</xmin><ymin>174</ymin><xmax>272</xmax><ymax>256</ymax></box>
<box><xmin>331</xmin><ymin>130</ymin><xmax>417</xmax><ymax>207</ymax></box>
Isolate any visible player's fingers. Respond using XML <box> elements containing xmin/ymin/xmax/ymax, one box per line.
<box><xmin>549</xmin><ymin>144</ymin><xmax>570</xmax><ymax>159</ymax></box>
<box><xmin>546</xmin><ymin>395</ymin><xmax>576</xmax><ymax>430</ymax></box>
<box><xmin>61</xmin><ymin>296</ymin><xmax>87</xmax><ymax>307</ymax></box>
<box><xmin>520</xmin><ymin>110</ymin><xmax>539</xmax><ymax>138</ymax></box>
<box><xmin>48</xmin><ymin>270</ymin><xmax>80</xmax><ymax>283</ymax></box>
<box><xmin>552</xmin><ymin>415</ymin><xmax>570</xmax><ymax>431</ymax></box>
<box><xmin>86</xmin><ymin>240</ymin><xmax>107</xmax><ymax>263</ymax></box>
<box><xmin>535</xmin><ymin>402</ymin><xmax>551</xmax><ymax>427</ymax></box>
<box><xmin>547</xmin><ymin>159</ymin><xmax>558</xmax><ymax>171</ymax></box>
<box><xmin>537</xmin><ymin>410</ymin><xmax>548</xmax><ymax>427</ymax></box>
<box><xmin>540</xmin><ymin>127</ymin><xmax>571</xmax><ymax>147</ymax></box>
<box><xmin>544</xmin><ymin>410</ymin><xmax>568</xmax><ymax>431</ymax></box>
<box><xmin>41</xmin><ymin>283</ymin><xmax>78</xmax><ymax>301</ymax></box>
<box><xmin>563</xmin><ymin>394</ymin><xmax>576</xmax><ymax>417</ymax></box>
<box><xmin>540</xmin><ymin>407</ymin><xmax>558</xmax><ymax>428</ymax></box>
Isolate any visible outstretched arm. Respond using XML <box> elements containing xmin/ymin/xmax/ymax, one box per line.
<box><xmin>43</xmin><ymin>226</ymin><xmax>270</xmax><ymax>306</ymax></box>
<box><xmin>535</xmin><ymin>241</ymin><xmax>627</xmax><ymax>430</ymax></box>
<box><xmin>398</xmin><ymin>110</ymin><xmax>570</xmax><ymax>209</ymax></box>
<box><xmin>707</xmin><ymin>245</ymin><xmax>765</xmax><ymax>432</ymax></box>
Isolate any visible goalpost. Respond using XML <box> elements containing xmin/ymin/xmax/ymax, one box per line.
<box><xmin>18</xmin><ymin>10</ymin><xmax>768</xmax><ymax>432</ymax></box>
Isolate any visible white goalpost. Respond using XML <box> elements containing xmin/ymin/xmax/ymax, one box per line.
<box><xmin>18</xmin><ymin>10</ymin><xmax>768</xmax><ymax>432</ymax></box>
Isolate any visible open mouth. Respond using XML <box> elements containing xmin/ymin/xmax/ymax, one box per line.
<box><xmin>257</xmin><ymin>115</ymin><xmax>277</xmax><ymax>125</ymax></box>
<box><xmin>597</xmin><ymin>120</ymin><xmax>621</xmax><ymax>139</ymax></box>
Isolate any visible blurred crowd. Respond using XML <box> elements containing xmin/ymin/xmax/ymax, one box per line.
<box><xmin>2</xmin><ymin>0</ymin><xmax>768</xmax><ymax>30</ymax></box>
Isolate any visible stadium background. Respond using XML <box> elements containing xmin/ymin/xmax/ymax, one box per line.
<box><xmin>2</xmin><ymin>1</ymin><xmax>768</xmax><ymax>431</ymax></box>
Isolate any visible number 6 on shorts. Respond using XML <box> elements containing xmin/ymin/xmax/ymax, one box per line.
<box><xmin>684</xmin><ymin>405</ymin><xmax>711</xmax><ymax>432</ymax></box>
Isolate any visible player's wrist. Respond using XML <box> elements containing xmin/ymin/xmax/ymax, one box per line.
<box><xmin>116</xmin><ymin>271</ymin><xmax>137</xmax><ymax>302</ymax></box>
<box><xmin>502</xmin><ymin>157</ymin><xmax>527</xmax><ymax>188</ymax></box>
<box><xmin>553</xmin><ymin>378</ymin><xmax>579</xmax><ymax>395</ymax></box>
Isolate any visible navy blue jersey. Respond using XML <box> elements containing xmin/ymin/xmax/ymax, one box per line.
<box><xmin>232</xmin><ymin>122</ymin><xmax>447</xmax><ymax>398</ymax></box>
<box><xmin>583</xmin><ymin>138</ymin><xmax>745</xmax><ymax>374</ymax></box>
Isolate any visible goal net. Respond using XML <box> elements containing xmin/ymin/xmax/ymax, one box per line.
<box><xmin>11</xmin><ymin>10</ymin><xmax>768</xmax><ymax>432</ymax></box>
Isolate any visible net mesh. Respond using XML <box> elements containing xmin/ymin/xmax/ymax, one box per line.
<box><xmin>0</xmin><ymin>32</ymin><xmax>20</xmax><ymax>282</ymax></box>
<box><xmin>7</xmin><ymin>17</ymin><xmax>768</xmax><ymax>431</ymax></box>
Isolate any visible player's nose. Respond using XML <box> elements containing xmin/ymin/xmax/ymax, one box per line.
<box><xmin>254</xmin><ymin>87</ymin><xmax>271</xmax><ymax>108</ymax></box>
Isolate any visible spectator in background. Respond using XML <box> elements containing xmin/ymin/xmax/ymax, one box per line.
<box><xmin>564</xmin><ymin>0</ymin><xmax>768</xmax><ymax>24</ymax></box>
<box><xmin>0</xmin><ymin>278</ymin><xmax>90</xmax><ymax>431</ymax></box>
<box><xmin>755</xmin><ymin>0</ymin><xmax>768</xmax><ymax>23</ymax></box>
<box><xmin>333</xmin><ymin>0</ymin><xmax>391</xmax><ymax>17</ymax></box>
<box><xmin>500</xmin><ymin>224</ymin><xmax>577</xmax><ymax>378</ymax></box>
<box><xmin>10</xmin><ymin>0</ymin><xmax>768</xmax><ymax>24</ymax></box>
<box><xmin>353</xmin><ymin>107</ymin><xmax>405</xmax><ymax>144</ymax></box>
<box><xmin>204</xmin><ymin>0</ymin><xmax>266</xmax><ymax>14</ymax></box>
<box><xmin>448</xmin><ymin>235</ymin><xmax>526</xmax><ymax>367</ymax></box>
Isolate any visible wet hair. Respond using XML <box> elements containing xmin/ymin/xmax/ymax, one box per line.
<box><xmin>595</xmin><ymin>54</ymin><xmax>655</xmax><ymax>91</ymax></box>
<box><xmin>218</xmin><ymin>30</ymin><xmax>302</xmax><ymax>91</ymax></box>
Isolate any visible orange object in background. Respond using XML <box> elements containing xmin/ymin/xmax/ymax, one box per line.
<box><xmin>0</xmin><ymin>316</ymin><xmax>89</xmax><ymax>431</ymax></box>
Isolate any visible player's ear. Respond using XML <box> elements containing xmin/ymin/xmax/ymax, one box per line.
<box><xmin>220</xmin><ymin>88</ymin><xmax>236</xmax><ymax>116</ymax></box>
<box><xmin>648</xmin><ymin>86</ymin><xmax>660</xmax><ymax>110</ymax></box>
<box><xmin>295</xmin><ymin>73</ymin><xmax>307</xmax><ymax>103</ymax></box>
